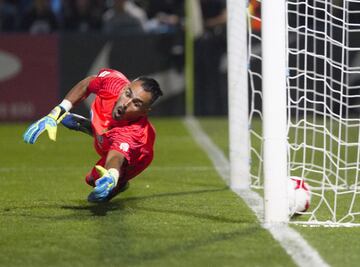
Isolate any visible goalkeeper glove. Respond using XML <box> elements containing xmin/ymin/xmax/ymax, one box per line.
<box><xmin>23</xmin><ymin>105</ymin><xmax>67</xmax><ymax>144</ymax></box>
<box><xmin>87</xmin><ymin>165</ymin><xmax>120</xmax><ymax>203</ymax></box>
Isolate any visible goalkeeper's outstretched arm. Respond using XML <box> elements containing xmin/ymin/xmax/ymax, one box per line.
<box><xmin>23</xmin><ymin>76</ymin><xmax>96</xmax><ymax>144</ymax></box>
<box><xmin>88</xmin><ymin>150</ymin><xmax>126</xmax><ymax>202</ymax></box>
<box><xmin>62</xmin><ymin>76</ymin><xmax>95</xmax><ymax>106</ymax></box>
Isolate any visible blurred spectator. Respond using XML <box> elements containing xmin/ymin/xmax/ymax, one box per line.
<box><xmin>18</xmin><ymin>0</ymin><xmax>32</xmax><ymax>14</ymax></box>
<box><xmin>102</xmin><ymin>0</ymin><xmax>145</xmax><ymax>35</ymax></box>
<box><xmin>124</xmin><ymin>0</ymin><xmax>147</xmax><ymax>28</ymax></box>
<box><xmin>195</xmin><ymin>0</ymin><xmax>227</xmax><ymax>115</ymax></box>
<box><xmin>143</xmin><ymin>0</ymin><xmax>185</xmax><ymax>72</ymax></box>
<box><xmin>18</xmin><ymin>0</ymin><xmax>61</xmax><ymax>17</ymax></box>
<box><xmin>50</xmin><ymin>0</ymin><xmax>62</xmax><ymax>21</ymax></box>
<box><xmin>201</xmin><ymin>0</ymin><xmax>226</xmax><ymax>37</ymax></box>
<box><xmin>144</xmin><ymin>0</ymin><xmax>183</xmax><ymax>34</ymax></box>
<box><xmin>20</xmin><ymin>0</ymin><xmax>58</xmax><ymax>33</ymax></box>
<box><xmin>1</xmin><ymin>0</ymin><xmax>188</xmax><ymax>35</ymax></box>
<box><xmin>63</xmin><ymin>0</ymin><xmax>102</xmax><ymax>32</ymax></box>
<box><xmin>0</xmin><ymin>0</ymin><xmax>18</xmax><ymax>32</ymax></box>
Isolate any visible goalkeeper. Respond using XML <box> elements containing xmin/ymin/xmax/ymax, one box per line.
<box><xmin>23</xmin><ymin>68</ymin><xmax>163</xmax><ymax>203</ymax></box>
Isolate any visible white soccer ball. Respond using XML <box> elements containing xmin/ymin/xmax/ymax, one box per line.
<box><xmin>288</xmin><ymin>177</ymin><xmax>311</xmax><ymax>216</ymax></box>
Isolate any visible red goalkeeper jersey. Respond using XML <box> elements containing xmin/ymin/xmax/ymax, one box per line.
<box><xmin>86</xmin><ymin>68</ymin><xmax>156</xmax><ymax>181</ymax></box>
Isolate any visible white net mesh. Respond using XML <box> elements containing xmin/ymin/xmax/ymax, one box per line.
<box><xmin>247</xmin><ymin>0</ymin><xmax>360</xmax><ymax>225</ymax></box>
<box><xmin>248</xmin><ymin>0</ymin><xmax>264</xmax><ymax>188</ymax></box>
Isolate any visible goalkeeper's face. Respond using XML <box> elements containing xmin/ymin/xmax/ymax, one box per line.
<box><xmin>112</xmin><ymin>80</ymin><xmax>152</xmax><ymax>121</ymax></box>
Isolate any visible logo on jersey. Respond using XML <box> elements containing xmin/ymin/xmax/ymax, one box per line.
<box><xmin>119</xmin><ymin>142</ymin><xmax>129</xmax><ymax>152</ymax></box>
<box><xmin>98</xmin><ymin>70</ymin><xmax>110</xmax><ymax>77</ymax></box>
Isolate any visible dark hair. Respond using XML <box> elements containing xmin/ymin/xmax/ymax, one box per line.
<box><xmin>135</xmin><ymin>76</ymin><xmax>163</xmax><ymax>105</ymax></box>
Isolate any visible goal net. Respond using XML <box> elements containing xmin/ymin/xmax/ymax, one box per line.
<box><xmin>245</xmin><ymin>0</ymin><xmax>360</xmax><ymax>225</ymax></box>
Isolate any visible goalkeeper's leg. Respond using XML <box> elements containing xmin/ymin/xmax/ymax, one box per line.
<box><xmin>61</xmin><ymin>113</ymin><xmax>93</xmax><ymax>136</ymax></box>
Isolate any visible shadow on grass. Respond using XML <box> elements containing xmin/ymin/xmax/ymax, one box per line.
<box><xmin>134</xmin><ymin>205</ymin><xmax>253</xmax><ymax>224</ymax></box>
<box><xmin>1</xmin><ymin>187</ymin><xmax>235</xmax><ymax>223</ymax></box>
<box><xmin>61</xmin><ymin>186</ymin><xmax>229</xmax><ymax>217</ymax></box>
<box><xmin>119</xmin><ymin>186</ymin><xmax>228</xmax><ymax>202</ymax></box>
<box><xmin>66</xmin><ymin>201</ymin><xmax>126</xmax><ymax>217</ymax></box>
<box><xmin>59</xmin><ymin>186</ymin><xmax>253</xmax><ymax>225</ymax></box>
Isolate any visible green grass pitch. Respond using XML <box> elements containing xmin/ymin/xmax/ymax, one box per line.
<box><xmin>0</xmin><ymin>119</ymin><xmax>296</xmax><ymax>267</ymax></box>
<box><xmin>199</xmin><ymin>117</ymin><xmax>360</xmax><ymax>267</ymax></box>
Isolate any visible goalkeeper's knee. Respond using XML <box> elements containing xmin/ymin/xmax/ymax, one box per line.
<box><xmin>61</xmin><ymin>113</ymin><xmax>93</xmax><ymax>136</ymax></box>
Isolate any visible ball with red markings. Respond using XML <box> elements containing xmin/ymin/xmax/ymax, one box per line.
<box><xmin>288</xmin><ymin>177</ymin><xmax>311</xmax><ymax>216</ymax></box>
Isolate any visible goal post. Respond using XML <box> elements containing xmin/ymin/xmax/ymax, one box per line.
<box><xmin>228</xmin><ymin>0</ymin><xmax>360</xmax><ymax>226</ymax></box>
<box><xmin>227</xmin><ymin>0</ymin><xmax>250</xmax><ymax>190</ymax></box>
<box><xmin>261</xmin><ymin>0</ymin><xmax>289</xmax><ymax>223</ymax></box>
<box><xmin>227</xmin><ymin>0</ymin><xmax>289</xmax><ymax>223</ymax></box>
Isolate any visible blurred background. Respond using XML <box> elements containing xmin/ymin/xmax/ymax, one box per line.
<box><xmin>0</xmin><ymin>0</ymin><xmax>246</xmax><ymax>121</ymax></box>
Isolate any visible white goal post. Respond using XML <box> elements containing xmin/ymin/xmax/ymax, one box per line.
<box><xmin>228</xmin><ymin>0</ymin><xmax>360</xmax><ymax>226</ymax></box>
<box><xmin>261</xmin><ymin>0</ymin><xmax>289</xmax><ymax>223</ymax></box>
<box><xmin>227</xmin><ymin>0</ymin><xmax>251</xmax><ymax>190</ymax></box>
<box><xmin>227</xmin><ymin>0</ymin><xmax>289</xmax><ymax>223</ymax></box>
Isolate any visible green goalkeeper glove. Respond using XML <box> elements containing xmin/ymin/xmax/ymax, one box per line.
<box><xmin>23</xmin><ymin>106</ymin><xmax>67</xmax><ymax>144</ymax></box>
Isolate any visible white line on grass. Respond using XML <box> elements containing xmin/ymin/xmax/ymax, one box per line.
<box><xmin>184</xmin><ymin>117</ymin><xmax>329</xmax><ymax>267</ymax></box>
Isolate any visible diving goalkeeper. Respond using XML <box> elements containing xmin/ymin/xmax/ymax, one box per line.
<box><xmin>23</xmin><ymin>68</ymin><xmax>163</xmax><ymax>203</ymax></box>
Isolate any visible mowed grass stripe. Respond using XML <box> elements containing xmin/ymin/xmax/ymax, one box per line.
<box><xmin>0</xmin><ymin>120</ymin><xmax>294</xmax><ymax>267</ymax></box>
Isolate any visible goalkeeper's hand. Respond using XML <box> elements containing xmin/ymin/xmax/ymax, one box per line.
<box><xmin>88</xmin><ymin>166</ymin><xmax>120</xmax><ymax>202</ymax></box>
<box><xmin>23</xmin><ymin>106</ymin><xmax>67</xmax><ymax>144</ymax></box>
